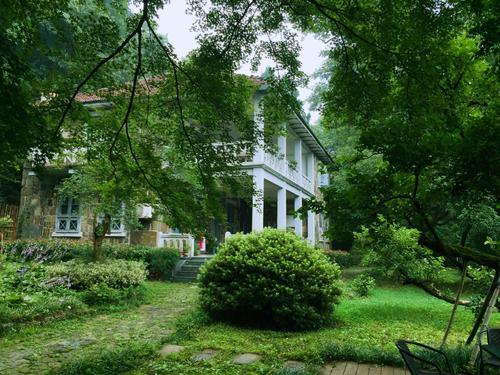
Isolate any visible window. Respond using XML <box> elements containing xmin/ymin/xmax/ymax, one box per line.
<box><xmin>97</xmin><ymin>215</ymin><xmax>125</xmax><ymax>235</ymax></box>
<box><xmin>56</xmin><ymin>197</ymin><xmax>80</xmax><ymax>233</ymax></box>
<box><xmin>109</xmin><ymin>217</ymin><xmax>124</xmax><ymax>233</ymax></box>
<box><xmin>318</xmin><ymin>173</ymin><xmax>329</xmax><ymax>187</ymax></box>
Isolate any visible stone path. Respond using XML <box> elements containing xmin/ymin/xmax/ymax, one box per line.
<box><xmin>1</xmin><ymin>281</ymin><xmax>410</xmax><ymax>375</ymax></box>
<box><xmin>0</xmin><ymin>283</ymin><xmax>197</xmax><ymax>375</ymax></box>
<box><xmin>162</xmin><ymin>348</ymin><xmax>408</xmax><ymax>375</ymax></box>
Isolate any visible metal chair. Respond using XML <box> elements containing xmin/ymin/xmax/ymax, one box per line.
<box><xmin>396</xmin><ymin>340</ymin><xmax>455</xmax><ymax>375</ymax></box>
<box><xmin>479</xmin><ymin>328</ymin><xmax>500</xmax><ymax>375</ymax></box>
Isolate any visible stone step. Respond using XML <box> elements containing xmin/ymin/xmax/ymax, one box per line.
<box><xmin>183</xmin><ymin>260</ymin><xmax>207</xmax><ymax>266</ymax></box>
<box><xmin>172</xmin><ymin>257</ymin><xmax>212</xmax><ymax>281</ymax></box>
<box><xmin>173</xmin><ymin>275</ymin><xmax>197</xmax><ymax>282</ymax></box>
<box><xmin>181</xmin><ymin>263</ymin><xmax>201</xmax><ymax>271</ymax></box>
<box><xmin>175</xmin><ymin>271</ymin><xmax>198</xmax><ymax>278</ymax></box>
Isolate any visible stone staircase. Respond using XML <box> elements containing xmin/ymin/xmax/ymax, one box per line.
<box><xmin>172</xmin><ymin>256</ymin><xmax>212</xmax><ymax>282</ymax></box>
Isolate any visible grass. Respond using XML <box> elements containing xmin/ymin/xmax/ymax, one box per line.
<box><xmin>133</xmin><ymin>274</ymin><xmax>500</xmax><ymax>375</ymax></box>
<box><xmin>4</xmin><ymin>269</ymin><xmax>499</xmax><ymax>375</ymax></box>
<box><xmin>48</xmin><ymin>341</ymin><xmax>157</xmax><ymax>375</ymax></box>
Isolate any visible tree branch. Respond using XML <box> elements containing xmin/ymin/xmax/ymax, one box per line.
<box><xmin>302</xmin><ymin>0</ymin><xmax>399</xmax><ymax>56</ymax></box>
<box><xmin>55</xmin><ymin>0</ymin><xmax>149</xmax><ymax>135</ymax></box>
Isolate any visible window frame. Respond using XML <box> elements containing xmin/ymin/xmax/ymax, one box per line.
<box><xmin>54</xmin><ymin>197</ymin><xmax>81</xmax><ymax>234</ymax></box>
<box><xmin>97</xmin><ymin>213</ymin><xmax>126</xmax><ymax>237</ymax></box>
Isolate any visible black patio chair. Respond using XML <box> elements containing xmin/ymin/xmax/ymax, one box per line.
<box><xmin>479</xmin><ymin>328</ymin><xmax>500</xmax><ymax>375</ymax></box>
<box><xmin>396</xmin><ymin>340</ymin><xmax>455</xmax><ymax>375</ymax></box>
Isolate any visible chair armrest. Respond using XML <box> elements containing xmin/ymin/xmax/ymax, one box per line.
<box><xmin>399</xmin><ymin>346</ymin><xmax>443</xmax><ymax>375</ymax></box>
<box><xmin>403</xmin><ymin>341</ymin><xmax>454</xmax><ymax>374</ymax></box>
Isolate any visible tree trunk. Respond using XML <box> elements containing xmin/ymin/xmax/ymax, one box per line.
<box><xmin>419</xmin><ymin>234</ymin><xmax>500</xmax><ymax>270</ymax></box>
<box><xmin>405</xmin><ymin>277</ymin><xmax>471</xmax><ymax>305</ymax></box>
<box><xmin>93</xmin><ymin>213</ymin><xmax>111</xmax><ymax>262</ymax></box>
<box><xmin>441</xmin><ymin>260</ymin><xmax>468</xmax><ymax>348</ymax></box>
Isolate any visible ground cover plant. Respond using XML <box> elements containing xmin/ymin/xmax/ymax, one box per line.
<box><xmin>0</xmin><ymin>281</ymin><xmax>196</xmax><ymax>375</ymax></box>
<box><xmin>0</xmin><ymin>240</ymin><xmax>178</xmax><ymax>334</ymax></box>
<box><xmin>1</xmin><ymin>270</ymin><xmax>499</xmax><ymax>374</ymax></box>
<box><xmin>198</xmin><ymin>229</ymin><xmax>342</xmax><ymax>330</ymax></box>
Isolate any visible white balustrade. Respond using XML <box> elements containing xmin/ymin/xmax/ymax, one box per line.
<box><xmin>159</xmin><ymin>233</ymin><xmax>195</xmax><ymax>257</ymax></box>
<box><xmin>263</xmin><ymin>152</ymin><xmax>314</xmax><ymax>193</ymax></box>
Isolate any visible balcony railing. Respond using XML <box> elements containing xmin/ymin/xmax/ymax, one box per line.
<box><xmin>263</xmin><ymin>152</ymin><xmax>313</xmax><ymax>192</ymax></box>
<box><xmin>302</xmin><ymin>174</ymin><xmax>313</xmax><ymax>192</ymax></box>
<box><xmin>159</xmin><ymin>233</ymin><xmax>195</xmax><ymax>257</ymax></box>
<box><xmin>212</xmin><ymin>142</ymin><xmax>253</xmax><ymax>162</ymax></box>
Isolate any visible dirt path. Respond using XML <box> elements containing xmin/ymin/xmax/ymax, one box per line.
<box><xmin>0</xmin><ymin>282</ymin><xmax>197</xmax><ymax>375</ymax></box>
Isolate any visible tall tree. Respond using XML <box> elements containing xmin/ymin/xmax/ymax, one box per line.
<box><xmin>0</xmin><ymin>1</ymin><xmax>130</xmax><ymax>176</ymax></box>
<box><xmin>188</xmin><ymin>2</ymin><xmax>500</xmax><ymax>341</ymax></box>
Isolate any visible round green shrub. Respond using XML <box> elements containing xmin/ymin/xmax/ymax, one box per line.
<box><xmin>100</xmin><ymin>244</ymin><xmax>179</xmax><ymax>280</ymax></box>
<box><xmin>323</xmin><ymin>250</ymin><xmax>353</xmax><ymax>269</ymax></box>
<box><xmin>198</xmin><ymin>228</ymin><xmax>342</xmax><ymax>331</ymax></box>
<box><xmin>351</xmin><ymin>274</ymin><xmax>376</xmax><ymax>297</ymax></box>
<box><xmin>146</xmin><ymin>248</ymin><xmax>179</xmax><ymax>280</ymax></box>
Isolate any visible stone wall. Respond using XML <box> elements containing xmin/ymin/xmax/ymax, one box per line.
<box><xmin>18</xmin><ymin>166</ymin><xmax>126</xmax><ymax>244</ymax></box>
<box><xmin>130</xmin><ymin>230</ymin><xmax>158</xmax><ymax>247</ymax></box>
<box><xmin>18</xmin><ymin>166</ymin><xmax>58</xmax><ymax>239</ymax></box>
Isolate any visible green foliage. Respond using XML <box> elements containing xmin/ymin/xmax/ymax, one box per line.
<box><xmin>147</xmin><ymin>283</ymin><xmax>491</xmax><ymax>374</ymax></box>
<box><xmin>101</xmin><ymin>244</ymin><xmax>180</xmax><ymax>280</ymax></box>
<box><xmin>166</xmin><ymin>308</ymin><xmax>211</xmax><ymax>342</ymax></box>
<box><xmin>2</xmin><ymin>240</ymin><xmax>179</xmax><ymax>280</ymax></box>
<box><xmin>350</xmin><ymin>274</ymin><xmax>376</xmax><ymax>297</ymax></box>
<box><xmin>355</xmin><ymin>219</ymin><xmax>447</xmax><ymax>287</ymax></box>
<box><xmin>81</xmin><ymin>283</ymin><xmax>146</xmax><ymax>306</ymax></box>
<box><xmin>1</xmin><ymin>239</ymin><xmax>84</xmax><ymax>263</ymax></box>
<box><xmin>0</xmin><ymin>251</ymin><xmax>148</xmax><ymax>333</ymax></box>
<box><xmin>0</xmin><ymin>292</ymin><xmax>86</xmax><ymax>330</ymax></box>
<box><xmin>49</xmin><ymin>341</ymin><xmax>157</xmax><ymax>375</ymax></box>
<box><xmin>198</xmin><ymin>228</ymin><xmax>342</xmax><ymax>331</ymax></box>
<box><xmin>323</xmin><ymin>250</ymin><xmax>357</xmax><ymax>269</ymax></box>
<box><xmin>146</xmin><ymin>248</ymin><xmax>180</xmax><ymax>280</ymax></box>
<box><xmin>0</xmin><ymin>216</ymin><xmax>13</xmax><ymax>228</ymax></box>
<box><xmin>0</xmin><ymin>0</ymin><xmax>129</xmax><ymax>176</ymax></box>
<box><xmin>45</xmin><ymin>259</ymin><xmax>147</xmax><ymax>290</ymax></box>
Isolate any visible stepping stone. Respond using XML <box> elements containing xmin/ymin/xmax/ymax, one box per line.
<box><xmin>192</xmin><ymin>349</ymin><xmax>219</xmax><ymax>361</ymax></box>
<box><xmin>159</xmin><ymin>344</ymin><xmax>185</xmax><ymax>356</ymax></box>
<box><xmin>284</xmin><ymin>360</ymin><xmax>306</xmax><ymax>370</ymax></box>
<box><xmin>232</xmin><ymin>353</ymin><xmax>261</xmax><ymax>364</ymax></box>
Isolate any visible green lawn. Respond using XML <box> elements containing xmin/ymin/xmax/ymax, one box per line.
<box><xmin>3</xmin><ymin>276</ymin><xmax>498</xmax><ymax>375</ymax></box>
<box><xmin>141</xmin><ymin>283</ymin><xmax>495</xmax><ymax>374</ymax></box>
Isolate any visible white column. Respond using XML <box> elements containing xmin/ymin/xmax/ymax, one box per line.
<box><xmin>307</xmin><ymin>154</ymin><xmax>314</xmax><ymax>179</ymax></box>
<box><xmin>253</xmin><ymin>95</ymin><xmax>265</xmax><ymax>163</ymax></box>
<box><xmin>277</xmin><ymin>187</ymin><xmax>287</xmax><ymax>229</ymax></box>
<box><xmin>307</xmin><ymin>153</ymin><xmax>315</xmax><ymax>193</ymax></box>
<box><xmin>307</xmin><ymin>211</ymin><xmax>315</xmax><ymax>244</ymax></box>
<box><xmin>278</xmin><ymin>134</ymin><xmax>286</xmax><ymax>158</ymax></box>
<box><xmin>189</xmin><ymin>235</ymin><xmax>195</xmax><ymax>257</ymax></box>
<box><xmin>294</xmin><ymin>139</ymin><xmax>302</xmax><ymax>175</ymax></box>
<box><xmin>294</xmin><ymin>195</ymin><xmax>303</xmax><ymax>237</ymax></box>
<box><xmin>252</xmin><ymin>168</ymin><xmax>264</xmax><ymax>231</ymax></box>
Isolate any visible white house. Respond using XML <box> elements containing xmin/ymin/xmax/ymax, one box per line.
<box><xmin>18</xmin><ymin>82</ymin><xmax>331</xmax><ymax>253</ymax></box>
<box><xmin>160</xmin><ymin>89</ymin><xmax>332</xmax><ymax>253</ymax></box>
